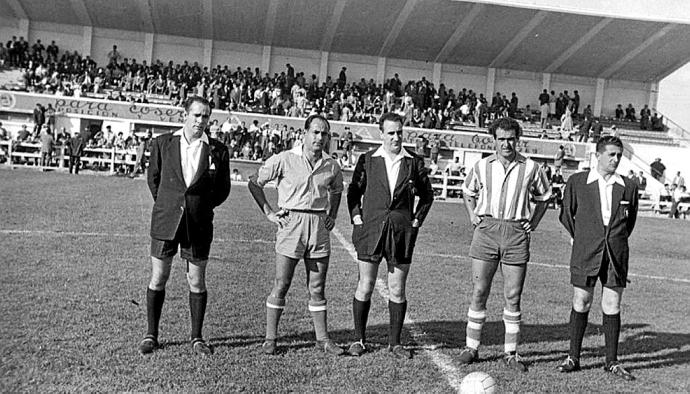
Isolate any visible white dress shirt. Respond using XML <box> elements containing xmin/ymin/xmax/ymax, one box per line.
<box><xmin>174</xmin><ymin>129</ymin><xmax>208</xmax><ymax>187</ymax></box>
<box><xmin>587</xmin><ymin>170</ymin><xmax>624</xmax><ymax>225</ymax></box>
<box><xmin>372</xmin><ymin>145</ymin><xmax>413</xmax><ymax>198</ymax></box>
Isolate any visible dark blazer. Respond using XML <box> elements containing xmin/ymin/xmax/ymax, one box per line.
<box><xmin>147</xmin><ymin>131</ymin><xmax>231</xmax><ymax>243</ymax></box>
<box><xmin>67</xmin><ymin>136</ymin><xmax>84</xmax><ymax>156</ymax></box>
<box><xmin>347</xmin><ymin>148</ymin><xmax>433</xmax><ymax>261</ymax></box>
<box><xmin>559</xmin><ymin>171</ymin><xmax>638</xmax><ymax>281</ymax></box>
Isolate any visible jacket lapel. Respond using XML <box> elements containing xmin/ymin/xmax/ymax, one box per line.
<box><xmin>170</xmin><ymin>135</ymin><xmax>185</xmax><ymax>185</ymax></box>
<box><xmin>608</xmin><ymin>183</ymin><xmax>624</xmax><ymax>226</ymax></box>
<box><xmin>588</xmin><ymin>180</ymin><xmax>605</xmax><ymax>229</ymax></box>
<box><xmin>189</xmin><ymin>143</ymin><xmax>210</xmax><ymax>188</ymax></box>
<box><xmin>372</xmin><ymin>156</ymin><xmax>391</xmax><ymax>204</ymax></box>
<box><xmin>392</xmin><ymin>156</ymin><xmax>411</xmax><ymax>199</ymax></box>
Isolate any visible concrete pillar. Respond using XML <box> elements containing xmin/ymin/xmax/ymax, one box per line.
<box><xmin>542</xmin><ymin>72</ymin><xmax>551</xmax><ymax>91</ymax></box>
<box><xmin>203</xmin><ymin>39</ymin><xmax>213</xmax><ymax>69</ymax></box>
<box><xmin>82</xmin><ymin>26</ymin><xmax>93</xmax><ymax>57</ymax></box>
<box><xmin>647</xmin><ymin>80</ymin><xmax>659</xmax><ymax>110</ymax></box>
<box><xmin>376</xmin><ymin>57</ymin><xmax>386</xmax><ymax>85</ymax></box>
<box><xmin>261</xmin><ymin>45</ymin><xmax>271</xmax><ymax>76</ymax></box>
<box><xmin>594</xmin><ymin>78</ymin><xmax>606</xmax><ymax>117</ymax></box>
<box><xmin>485</xmin><ymin>67</ymin><xmax>496</xmax><ymax>99</ymax></box>
<box><xmin>319</xmin><ymin>51</ymin><xmax>329</xmax><ymax>86</ymax></box>
<box><xmin>143</xmin><ymin>33</ymin><xmax>154</xmax><ymax>64</ymax></box>
<box><xmin>432</xmin><ymin>63</ymin><xmax>442</xmax><ymax>88</ymax></box>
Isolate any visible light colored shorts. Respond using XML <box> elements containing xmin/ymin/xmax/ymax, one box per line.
<box><xmin>469</xmin><ymin>217</ymin><xmax>530</xmax><ymax>265</ymax></box>
<box><xmin>276</xmin><ymin>210</ymin><xmax>331</xmax><ymax>259</ymax></box>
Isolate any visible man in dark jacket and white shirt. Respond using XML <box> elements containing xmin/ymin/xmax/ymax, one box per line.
<box><xmin>139</xmin><ymin>96</ymin><xmax>230</xmax><ymax>356</ymax></box>
<box><xmin>558</xmin><ymin>136</ymin><xmax>638</xmax><ymax>381</ymax></box>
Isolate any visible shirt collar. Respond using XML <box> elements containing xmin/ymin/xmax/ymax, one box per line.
<box><xmin>372</xmin><ymin>145</ymin><xmax>413</xmax><ymax>160</ymax></box>
<box><xmin>486</xmin><ymin>152</ymin><xmax>526</xmax><ymax>163</ymax></box>
<box><xmin>586</xmin><ymin>169</ymin><xmax>625</xmax><ymax>186</ymax></box>
<box><xmin>289</xmin><ymin>144</ymin><xmax>330</xmax><ymax>160</ymax></box>
<box><xmin>174</xmin><ymin>128</ymin><xmax>209</xmax><ymax>146</ymax></box>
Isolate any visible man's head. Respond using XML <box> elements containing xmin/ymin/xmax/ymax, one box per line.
<box><xmin>488</xmin><ymin>117</ymin><xmax>521</xmax><ymax>162</ymax></box>
<box><xmin>183</xmin><ymin>96</ymin><xmax>211</xmax><ymax>140</ymax></box>
<box><xmin>595</xmin><ymin>136</ymin><xmax>624</xmax><ymax>176</ymax></box>
<box><xmin>379</xmin><ymin>112</ymin><xmax>404</xmax><ymax>155</ymax></box>
<box><xmin>302</xmin><ymin>114</ymin><xmax>330</xmax><ymax>156</ymax></box>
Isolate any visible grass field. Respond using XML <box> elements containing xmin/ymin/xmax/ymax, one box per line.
<box><xmin>1</xmin><ymin>168</ymin><xmax>689</xmax><ymax>393</ymax></box>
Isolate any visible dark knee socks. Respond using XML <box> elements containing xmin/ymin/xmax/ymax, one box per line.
<box><xmin>388</xmin><ymin>300</ymin><xmax>407</xmax><ymax>346</ymax></box>
<box><xmin>189</xmin><ymin>291</ymin><xmax>207</xmax><ymax>340</ymax></box>
<box><xmin>353</xmin><ymin>297</ymin><xmax>371</xmax><ymax>342</ymax></box>
<box><xmin>146</xmin><ymin>288</ymin><xmax>165</xmax><ymax>338</ymax></box>
<box><xmin>602</xmin><ymin>312</ymin><xmax>621</xmax><ymax>364</ymax></box>
<box><xmin>569</xmin><ymin>309</ymin><xmax>589</xmax><ymax>360</ymax></box>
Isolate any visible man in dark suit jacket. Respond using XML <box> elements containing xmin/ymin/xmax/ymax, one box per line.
<box><xmin>66</xmin><ymin>131</ymin><xmax>84</xmax><ymax>174</ymax></box>
<box><xmin>346</xmin><ymin>112</ymin><xmax>433</xmax><ymax>359</ymax></box>
<box><xmin>558</xmin><ymin>136</ymin><xmax>638</xmax><ymax>381</ymax></box>
<box><xmin>139</xmin><ymin>96</ymin><xmax>230</xmax><ymax>356</ymax></box>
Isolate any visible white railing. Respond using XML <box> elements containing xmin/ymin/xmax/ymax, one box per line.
<box><xmin>428</xmin><ymin>172</ymin><xmax>465</xmax><ymax>201</ymax></box>
<box><xmin>0</xmin><ymin>140</ymin><xmax>140</xmax><ymax>173</ymax></box>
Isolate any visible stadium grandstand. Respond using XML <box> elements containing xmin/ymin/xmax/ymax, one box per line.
<box><xmin>1</xmin><ymin>0</ymin><xmax>689</xmax><ymax>215</ymax></box>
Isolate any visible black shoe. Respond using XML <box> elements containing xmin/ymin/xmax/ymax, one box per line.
<box><xmin>347</xmin><ymin>341</ymin><xmax>367</xmax><ymax>357</ymax></box>
<box><xmin>458</xmin><ymin>347</ymin><xmax>478</xmax><ymax>365</ymax></box>
<box><xmin>192</xmin><ymin>338</ymin><xmax>213</xmax><ymax>355</ymax></box>
<box><xmin>388</xmin><ymin>345</ymin><xmax>412</xmax><ymax>359</ymax></box>
<box><xmin>262</xmin><ymin>339</ymin><xmax>277</xmax><ymax>355</ymax></box>
<box><xmin>317</xmin><ymin>340</ymin><xmax>345</xmax><ymax>356</ymax></box>
<box><xmin>139</xmin><ymin>335</ymin><xmax>159</xmax><ymax>355</ymax></box>
<box><xmin>605</xmin><ymin>362</ymin><xmax>635</xmax><ymax>381</ymax></box>
<box><xmin>557</xmin><ymin>356</ymin><xmax>581</xmax><ymax>373</ymax></box>
<box><xmin>503</xmin><ymin>353</ymin><xmax>528</xmax><ymax>372</ymax></box>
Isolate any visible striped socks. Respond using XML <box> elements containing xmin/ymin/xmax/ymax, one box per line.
<box><xmin>265</xmin><ymin>296</ymin><xmax>285</xmax><ymax>341</ymax></box>
<box><xmin>503</xmin><ymin>309</ymin><xmax>522</xmax><ymax>354</ymax></box>
<box><xmin>466</xmin><ymin>308</ymin><xmax>487</xmax><ymax>350</ymax></box>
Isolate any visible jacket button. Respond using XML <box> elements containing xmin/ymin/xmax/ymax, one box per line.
<box><xmin>180</xmin><ymin>206</ymin><xmax>184</xmax><ymax>211</ymax></box>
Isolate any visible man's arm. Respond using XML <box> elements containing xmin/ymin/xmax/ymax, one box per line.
<box><xmin>347</xmin><ymin>153</ymin><xmax>367</xmax><ymax>224</ymax></box>
<box><xmin>461</xmin><ymin>165</ymin><xmax>482</xmax><ymax>226</ymax></box>
<box><xmin>559</xmin><ymin>178</ymin><xmax>576</xmax><ymax>238</ymax></box>
<box><xmin>212</xmin><ymin>144</ymin><xmax>231</xmax><ymax>208</ymax></box>
<box><xmin>627</xmin><ymin>183</ymin><xmax>639</xmax><ymax>236</ymax></box>
<box><xmin>413</xmin><ymin>156</ymin><xmax>434</xmax><ymax>227</ymax></box>
<box><xmin>247</xmin><ymin>155</ymin><xmax>287</xmax><ymax>227</ymax></box>
<box><xmin>147</xmin><ymin>137</ymin><xmax>161</xmax><ymax>201</ymax></box>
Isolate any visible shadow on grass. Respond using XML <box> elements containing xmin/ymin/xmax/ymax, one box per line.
<box><xmin>211</xmin><ymin>320</ymin><xmax>690</xmax><ymax>369</ymax></box>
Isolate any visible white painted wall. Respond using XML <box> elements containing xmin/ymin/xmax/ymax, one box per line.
<box><xmin>385</xmin><ymin>57</ymin><xmax>434</xmax><ymax>85</ymax></box>
<box><xmin>212</xmin><ymin>41</ymin><xmax>263</xmax><ymax>71</ymax></box>
<box><xmin>551</xmin><ymin>73</ymin><xmax>598</xmax><ymax>111</ymax></box>
<box><xmin>92</xmin><ymin>28</ymin><xmax>146</xmax><ymax>66</ymax></box>
<box><xmin>28</xmin><ymin>21</ymin><xmax>83</xmax><ymax>53</ymax></box>
<box><xmin>602</xmin><ymin>79</ymin><xmax>648</xmax><ymax>116</ymax></box>
<box><xmin>270</xmin><ymin>46</ymin><xmax>321</xmax><ymax>77</ymax></box>
<box><xmin>495</xmin><ymin>69</ymin><xmax>541</xmax><ymax>107</ymax></box>
<box><xmin>329</xmin><ymin>52</ymin><xmax>378</xmax><ymax>84</ymax></box>
<box><xmin>441</xmin><ymin>64</ymin><xmax>487</xmax><ymax>96</ymax></box>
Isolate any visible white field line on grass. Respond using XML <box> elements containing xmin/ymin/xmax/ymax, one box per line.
<box><xmin>331</xmin><ymin>227</ymin><xmax>464</xmax><ymax>393</ymax></box>
<box><xmin>2</xmin><ymin>228</ymin><xmax>689</xmax><ymax>285</ymax></box>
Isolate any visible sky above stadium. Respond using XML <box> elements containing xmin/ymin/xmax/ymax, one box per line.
<box><xmin>658</xmin><ymin>62</ymin><xmax>690</xmax><ymax>133</ymax></box>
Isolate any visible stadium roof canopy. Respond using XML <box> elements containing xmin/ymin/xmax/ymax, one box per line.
<box><xmin>2</xmin><ymin>0</ymin><xmax>690</xmax><ymax>82</ymax></box>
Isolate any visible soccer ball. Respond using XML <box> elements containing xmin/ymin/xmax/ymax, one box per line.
<box><xmin>459</xmin><ymin>371</ymin><xmax>497</xmax><ymax>394</ymax></box>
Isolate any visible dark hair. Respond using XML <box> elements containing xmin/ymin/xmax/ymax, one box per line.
<box><xmin>487</xmin><ymin>117</ymin><xmax>522</xmax><ymax>139</ymax></box>
<box><xmin>304</xmin><ymin>114</ymin><xmax>330</xmax><ymax>133</ymax></box>
<box><xmin>378</xmin><ymin>112</ymin><xmax>404</xmax><ymax>130</ymax></box>
<box><xmin>184</xmin><ymin>96</ymin><xmax>211</xmax><ymax>112</ymax></box>
<box><xmin>596</xmin><ymin>135</ymin><xmax>623</xmax><ymax>153</ymax></box>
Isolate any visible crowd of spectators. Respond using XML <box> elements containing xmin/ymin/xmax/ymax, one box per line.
<box><xmin>3</xmin><ymin>36</ymin><xmax>666</xmax><ymax>136</ymax></box>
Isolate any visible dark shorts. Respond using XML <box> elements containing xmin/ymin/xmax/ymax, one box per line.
<box><xmin>150</xmin><ymin>221</ymin><xmax>211</xmax><ymax>262</ymax></box>
<box><xmin>469</xmin><ymin>217</ymin><xmax>530</xmax><ymax>265</ymax></box>
<box><xmin>357</xmin><ymin>224</ymin><xmax>416</xmax><ymax>266</ymax></box>
<box><xmin>571</xmin><ymin>249</ymin><xmax>626</xmax><ymax>289</ymax></box>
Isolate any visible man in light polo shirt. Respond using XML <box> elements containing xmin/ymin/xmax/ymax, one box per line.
<box><xmin>459</xmin><ymin>117</ymin><xmax>551</xmax><ymax>371</ymax></box>
<box><xmin>248</xmin><ymin>114</ymin><xmax>344</xmax><ymax>356</ymax></box>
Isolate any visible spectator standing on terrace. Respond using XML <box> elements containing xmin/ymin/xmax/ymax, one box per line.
<box><xmin>248</xmin><ymin>115</ymin><xmax>345</xmax><ymax>356</ymax></box>
<box><xmin>561</xmin><ymin>106</ymin><xmax>573</xmax><ymax>132</ymax></box>
<box><xmin>624</xmin><ymin>104</ymin><xmax>636</xmax><ymax>122</ymax></box>
<box><xmin>138</xmin><ymin>96</ymin><xmax>231</xmax><ymax>356</ymax></box>
<box><xmin>129</xmin><ymin>129</ymin><xmax>152</xmax><ymax>178</ymax></box>
<box><xmin>459</xmin><ymin>117</ymin><xmax>551</xmax><ymax>372</ymax></box>
<box><xmin>558</xmin><ymin>136</ymin><xmax>638</xmax><ymax>381</ymax></box>
<box><xmin>346</xmin><ymin>112</ymin><xmax>434</xmax><ymax>359</ymax></box>
<box><xmin>107</xmin><ymin>45</ymin><xmax>122</xmax><ymax>65</ymax></box>
<box><xmin>32</xmin><ymin>103</ymin><xmax>45</xmax><ymax>136</ymax></box>
<box><xmin>590</xmin><ymin>118</ymin><xmax>603</xmax><ymax>141</ymax></box>
<box><xmin>39</xmin><ymin>125</ymin><xmax>54</xmax><ymax>168</ymax></box>
<box><xmin>636</xmin><ymin>171</ymin><xmax>647</xmax><ymax>191</ymax></box>
<box><xmin>650</xmin><ymin>158</ymin><xmax>665</xmax><ymax>182</ymax></box>
<box><xmin>66</xmin><ymin>131</ymin><xmax>84</xmax><ymax>174</ymax></box>
<box><xmin>640</xmin><ymin>105</ymin><xmax>651</xmax><ymax>130</ymax></box>
<box><xmin>672</xmin><ymin>171</ymin><xmax>685</xmax><ymax>188</ymax></box>
<box><xmin>539</xmin><ymin>89</ymin><xmax>550</xmax><ymax>129</ymax></box>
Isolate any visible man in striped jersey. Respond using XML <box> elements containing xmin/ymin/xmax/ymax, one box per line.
<box><xmin>459</xmin><ymin>117</ymin><xmax>551</xmax><ymax>371</ymax></box>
